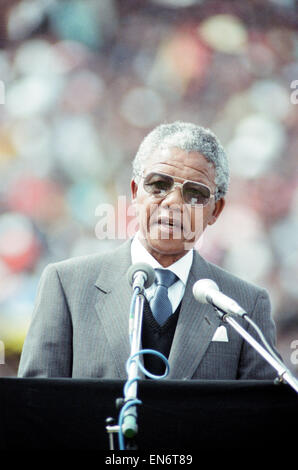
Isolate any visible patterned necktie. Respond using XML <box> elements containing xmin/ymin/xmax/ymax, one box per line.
<box><xmin>150</xmin><ymin>269</ymin><xmax>178</xmax><ymax>325</ymax></box>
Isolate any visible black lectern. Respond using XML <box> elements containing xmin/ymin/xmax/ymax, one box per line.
<box><xmin>0</xmin><ymin>378</ymin><xmax>296</xmax><ymax>450</ymax></box>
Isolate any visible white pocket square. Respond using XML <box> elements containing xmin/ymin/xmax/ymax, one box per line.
<box><xmin>212</xmin><ymin>325</ymin><xmax>228</xmax><ymax>342</ymax></box>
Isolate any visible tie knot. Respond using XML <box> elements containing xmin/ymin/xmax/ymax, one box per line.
<box><xmin>155</xmin><ymin>269</ymin><xmax>177</xmax><ymax>288</ymax></box>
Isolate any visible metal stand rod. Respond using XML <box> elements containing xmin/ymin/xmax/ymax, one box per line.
<box><xmin>122</xmin><ymin>292</ymin><xmax>145</xmax><ymax>437</ymax></box>
<box><xmin>105</xmin><ymin>290</ymin><xmax>146</xmax><ymax>449</ymax></box>
<box><xmin>220</xmin><ymin>311</ymin><xmax>298</xmax><ymax>393</ymax></box>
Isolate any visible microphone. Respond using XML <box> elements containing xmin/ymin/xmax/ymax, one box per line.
<box><xmin>193</xmin><ymin>279</ymin><xmax>247</xmax><ymax>317</ymax></box>
<box><xmin>127</xmin><ymin>263</ymin><xmax>155</xmax><ymax>291</ymax></box>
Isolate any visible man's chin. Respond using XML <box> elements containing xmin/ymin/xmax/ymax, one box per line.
<box><xmin>143</xmin><ymin>233</ymin><xmax>195</xmax><ymax>255</ymax></box>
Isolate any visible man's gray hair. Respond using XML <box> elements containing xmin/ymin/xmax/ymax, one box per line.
<box><xmin>132</xmin><ymin>121</ymin><xmax>230</xmax><ymax>200</ymax></box>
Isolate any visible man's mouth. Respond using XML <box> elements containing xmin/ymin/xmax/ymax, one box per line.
<box><xmin>147</xmin><ymin>209</ymin><xmax>194</xmax><ymax>239</ymax></box>
<box><xmin>147</xmin><ymin>212</ymin><xmax>194</xmax><ymax>241</ymax></box>
<box><xmin>157</xmin><ymin>216</ymin><xmax>182</xmax><ymax>229</ymax></box>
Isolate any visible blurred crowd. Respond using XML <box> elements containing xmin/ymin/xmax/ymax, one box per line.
<box><xmin>0</xmin><ymin>0</ymin><xmax>297</xmax><ymax>376</ymax></box>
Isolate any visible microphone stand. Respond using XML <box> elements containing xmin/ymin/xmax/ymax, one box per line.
<box><xmin>214</xmin><ymin>308</ymin><xmax>298</xmax><ymax>394</ymax></box>
<box><xmin>122</xmin><ymin>290</ymin><xmax>145</xmax><ymax>439</ymax></box>
<box><xmin>105</xmin><ymin>288</ymin><xmax>145</xmax><ymax>450</ymax></box>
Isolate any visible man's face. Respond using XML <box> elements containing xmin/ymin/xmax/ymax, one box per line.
<box><xmin>131</xmin><ymin>146</ymin><xmax>225</xmax><ymax>266</ymax></box>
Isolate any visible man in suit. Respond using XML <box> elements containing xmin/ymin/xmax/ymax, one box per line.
<box><xmin>18</xmin><ymin>121</ymin><xmax>280</xmax><ymax>380</ymax></box>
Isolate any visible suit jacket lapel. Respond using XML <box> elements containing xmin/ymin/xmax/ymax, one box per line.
<box><xmin>168</xmin><ymin>251</ymin><xmax>221</xmax><ymax>379</ymax></box>
<box><xmin>94</xmin><ymin>240</ymin><xmax>133</xmax><ymax>379</ymax></box>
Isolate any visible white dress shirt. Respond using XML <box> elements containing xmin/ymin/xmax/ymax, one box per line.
<box><xmin>131</xmin><ymin>234</ymin><xmax>193</xmax><ymax>313</ymax></box>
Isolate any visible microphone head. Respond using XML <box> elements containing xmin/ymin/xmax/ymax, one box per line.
<box><xmin>193</xmin><ymin>279</ymin><xmax>219</xmax><ymax>303</ymax></box>
<box><xmin>127</xmin><ymin>263</ymin><xmax>156</xmax><ymax>289</ymax></box>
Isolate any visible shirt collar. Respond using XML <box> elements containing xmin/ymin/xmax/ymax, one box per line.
<box><xmin>131</xmin><ymin>233</ymin><xmax>193</xmax><ymax>286</ymax></box>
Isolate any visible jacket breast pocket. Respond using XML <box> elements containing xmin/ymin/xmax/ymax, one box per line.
<box><xmin>191</xmin><ymin>336</ymin><xmax>242</xmax><ymax>380</ymax></box>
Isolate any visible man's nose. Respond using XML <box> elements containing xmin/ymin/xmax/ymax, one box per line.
<box><xmin>160</xmin><ymin>184</ymin><xmax>184</xmax><ymax>206</ymax></box>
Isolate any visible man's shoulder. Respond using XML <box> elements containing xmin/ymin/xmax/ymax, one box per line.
<box><xmin>210</xmin><ymin>260</ymin><xmax>264</xmax><ymax>292</ymax></box>
<box><xmin>43</xmin><ymin>240</ymin><xmax>131</xmax><ymax>282</ymax></box>
<box><xmin>52</xmin><ymin>252</ymin><xmax>106</xmax><ymax>271</ymax></box>
<box><xmin>195</xmin><ymin>252</ymin><xmax>269</xmax><ymax>306</ymax></box>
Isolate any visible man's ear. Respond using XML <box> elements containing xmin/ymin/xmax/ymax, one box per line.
<box><xmin>208</xmin><ymin>197</ymin><xmax>225</xmax><ymax>226</ymax></box>
<box><xmin>130</xmin><ymin>179</ymin><xmax>138</xmax><ymax>201</ymax></box>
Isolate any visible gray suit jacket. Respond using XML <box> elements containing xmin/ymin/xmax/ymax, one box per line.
<box><xmin>18</xmin><ymin>239</ymin><xmax>280</xmax><ymax>380</ymax></box>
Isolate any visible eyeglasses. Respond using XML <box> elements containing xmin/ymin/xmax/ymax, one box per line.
<box><xmin>138</xmin><ymin>171</ymin><xmax>215</xmax><ymax>206</ymax></box>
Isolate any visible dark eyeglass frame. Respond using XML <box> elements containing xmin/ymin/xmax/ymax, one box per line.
<box><xmin>137</xmin><ymin>170</ymin><xmax>215</xmax><ymax>207</ymax></box>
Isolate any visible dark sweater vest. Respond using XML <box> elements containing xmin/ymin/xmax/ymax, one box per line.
<box><xmin>141</xmin><ymin>298</ymin><xmax>181</xmax><ymax>377</ymax></box>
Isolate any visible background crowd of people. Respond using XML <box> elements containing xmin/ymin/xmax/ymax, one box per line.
<box><xmin>0</xmin><ymin>0</ymin><xmax>297</xmax><ymax>376</ymax></box>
